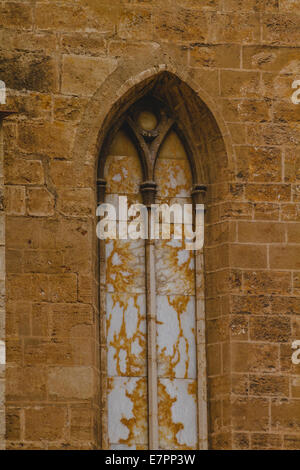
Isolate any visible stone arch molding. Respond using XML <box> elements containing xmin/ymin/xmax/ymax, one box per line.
<box><xmin>71</xmin><ymin>50</ymin><xmax>234</xmax><ymax>450</ymax></box>
<box><xmin>71</xmin><ymin>51</ymin><xmax>234</xmax><ymax>187</ymax></box>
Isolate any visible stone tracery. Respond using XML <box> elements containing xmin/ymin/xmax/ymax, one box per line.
<box><xmin>98</xmin><ymin>93</ymin><xmax>208</xmax><ymax>450</ymax></box>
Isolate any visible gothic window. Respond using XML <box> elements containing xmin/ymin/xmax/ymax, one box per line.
<box><xmin>98</xmin><ymin>97</ymin><xmax>207</xmax><ymax>450</ymax></box>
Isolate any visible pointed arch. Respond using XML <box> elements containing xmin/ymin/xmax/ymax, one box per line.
<box><xmin>71</xmin><ymin>53</ymin><xmax>234</xmax><ymax>187</ymax></box>
<box><xmin>93</xmin><ymin>69</ymin><xmax>233</xmax><ymax>188</ymax></box>
<box><xmin>72</xmin><ymin>52</ymin><xmax>234</xmax><ymax>449</ymax></box>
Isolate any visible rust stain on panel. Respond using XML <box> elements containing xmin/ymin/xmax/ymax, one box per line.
<box><xmin>158</xmin><ymin>379</ymin><xmax>197</xmax><ymax>450</ymax></box>
<box><xmin>107</xmin><ymin>377</ymin><xmax>148</xmax><ymax>448</ymax></box>
<box><xmin>157</xmin><ymin>295</ymin><xmax>190</xmax><ymax>379</ymax></box>
<box><xmin>155</xmin><ymin>158</ymin><xmax>192</xmax><ymax>199</ymax></box>
<box><xmin>106</xmin><ymin>238</ymin><xmax>145</xmax><ymax>293</ymax></box>
<box><xmin>107</xmin><ymin>293</ymin><xmax>146</xmax><ymax>377</ymax></box>
<box><xmin>119</xmin><ymin>377</ymin><xmax>148</xmax><ymax>447</ymax></box>
<box><xmin>155</xmin><ymin>237</ymin><xmax>195</xmax><ymax>295</ymax></box>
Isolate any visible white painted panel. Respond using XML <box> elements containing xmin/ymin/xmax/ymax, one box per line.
<box><xmin>105</xmin><ymin>238</ymin><xmax>145</xmax><ymax>294</ymax></box>
<box><xmin>158</xmin><ymin>378</ymin><xmax>197</xmax><ymax>450</ymax></box>
<box><xmin>0</xmin><ymin>341</ymin><xmax>5</xmax><ymax>365</ymax></box>
<box><xmin>108</xmin><ymin>377</ymin><xmax>148</xmax><ymax>448</ymax></box>
<box><xmin>155</xmin><ymin>237</ymin><xmax>195</xmax><ymax>296</ymax></box>
<box><xmin>107</xmin><ymin>293</ymin><xmax>146</xmax><ymax>377</ymax></box>
<box><xmin>157</xmin><ymin>295</ymin><xmax>196</xmax><ymax>379</ymax></box>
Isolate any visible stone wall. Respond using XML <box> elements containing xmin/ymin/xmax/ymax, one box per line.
<box><xmin>1</xmin><ymin>0</ymin><xmax>300</xmax><ymax>449</ymax></box>
<box><xmin>0</xmin><ymin>120</ymin><xmax>5</xmax><ymax>450</ymax></box>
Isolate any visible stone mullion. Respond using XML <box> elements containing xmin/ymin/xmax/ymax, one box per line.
<box><xmin>192</xmin><ymin>185</ymin><xmax>208</xmax><ymax>450</ymax></box>
<box><xmin>131</xmin><ymin>109</ymin><xmax>175</xmax><ymax>450</ymax></box>
<box><xmin>145</xmin><ymin>229</ymin><xmax>159</xmax><ymax>450</ymax></box>
<box><xmin>0</xmin><ymin>109</ymin><xmax>14</xmax><ymax>451</ymax></box>
<box><xmin>0</xmin><ymin>119</ymin><xmax>5</xmax><ymax>450</ymax></box>
<box><xmin>141</xmin><ymin>181</ymin><xmax>159</xmax><ymax>450</ymax></box>
<box><xmin>195</xmin><ymin>249</ymin><xmax>208</xmax><ymax>450</ymax></box>
<box><xmin>97</xmin><ymin>179</ymin><xmax>108</xmax><ymax>450</ymax></box>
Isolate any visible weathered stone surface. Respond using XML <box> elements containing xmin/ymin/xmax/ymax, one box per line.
<box><xmin>221</xmin><ymin>98</ymin><xmax>272</xmax><ymax>123</ymax></box>
<box><xmin>61</xmin><ymin>33</ymin><xmax>107</xmax><ymax>56</ymax></box>
<box><xmin>53</xmin><ymin>96</ymin><xmax>88</xmax><ymax>123</ymax></box>
<box><xmin>48</xmin><ymin>367</ymin><xmax>94</xmax><ymax>400</ymax></box>
<box><xmin>62</xmin><ymin>56</ymin><xmax>116</xmax><ymax>96</ymax></box>
<box><xmin>35</xmin><ymin>3</ymin><xmax>99</xmax><ymax>32</ymax></box>
<box><xmin>0</xmin><ymin>2</ymin><xmax>33</xmax><ymax>30</ymax></box>
<box><xmin>250</xmin><ymin>316</ymin><xmax>291</xmax><ymax>342</ymax></box>
<box><xmin>0</xmin><ymin>52</ymin><xmax>58</xmax><ymax>93</ymax></box>
<box><xmin>236</xmin><ymin>146</ymin><xmax>281</xmax><ymax>182</ymax></box>
<box><xmin>24</xmin><ymin>406</ymin><xmax>67</xmax><ymax>441</ymax></box>
<box><xmin>118</xmin><ymin>6</ymin><xmax>153</xmax><ymax>41</ymax></box>
<box><xmin>5</xmin><ymin>186</ymin><xmax>26</xmax><ymax>215</ymax></box>
<box><xmin>271</xmin><ymin>400</ymin><xmax>300</xmax><ymax>431</ymax></box>
<box><xmin>190</xmin><ymin>44</ymin><xmax>241</xmax><ymax>69</ymax></box>
<box><xmin>5</xmin><ymin>92</ymin><xmax>52</xmax><ymax>121</ymax></box>
<box><xmin>2</xmin><ymin>0</ymin><xmax>300</xmax><ymax>452</ymax></box>
<box><xmin>49</xmin><ymin>160</ymin><xmax>93</xmax><ymax>187</ymax></box>
<box><xmin>0</xmin><ymin>30</ymin><xmax>57</xmax><ymax>54</ymax></box>
<box><xmin>238</xmin><ymin>221</ymin><xmax>285</xmax><ymax>243</ymax></box>
<box><xmin>221</xmin><ymin>71</ymin><xmax>261</xmax><ymax>97</ymax></box>
<box><xmin>31</xmin><ymin>303</ymin><xmax>93</xmax><ymax>338</ymax></box>
<box><xmin>5</xmin><ymin>158</ymin><xmax>44</xmax><ymax>186</ymax></box>
<box><xmin>243</xmin><ymin>45</ymin><xmax>300</xmax><ymax>72</ymax></box>
<box><xmin>245</xmin><ymin>183</ymin><xmax>291</xmax><ymax>202</ymax></box>
<box><xmin>56</xmin><ymin>188</ymin><xmax>94</xmax><ymax>217</ymax></box>
<box><xmin>6</xmin><ymin>366</ymin><xmax>47</xmax><ymax>402</ymax></box>
<box><xmin>262</xmin><ymin>13</ymin><xmax>300</xmax><ymax>45</ymax></box>
<box><xmin>17</xmin><ymin>122</ymin><xmax>75</xmax><ymax>159</ymax></box>
<box><xmin>212</xmin><ymin>12</ymin><xmax>261</xmax><ymax>43</ymax></box>
<box><xmin>224</xmin><ymin>0</ymin><xmax>279</xmax><ymax>11</ymax></box>
<box><xmin>27</xmin><ymin>188</ymin><xmax>55</xmax><ymax>217</ymax></box>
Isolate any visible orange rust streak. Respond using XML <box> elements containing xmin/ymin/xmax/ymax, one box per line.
<box><xmin>160</xmin><ymin>237</ymin><xmax>195</xmax><ymax>292</ymax></box>
<box><xmin>106</xmin><ymin>236</ymin><xmax>146</xmax><ymax>376</ymax></box>
<box><xmin>188</xmin><ymin>381</ymin><xmax>197</xmax><ymax>400</ymax></box>
<box><xmin>157</xmin><ymin>237</ymin><xmax>195</xmax><ymax>378</ymax></box>
<box><xmin>109</xmin><ymin>293</ymin><xmax>146</xmax><ymax>376</ymax></box>
<box><xmin>119</xmin><ymin>378</ymin><xmax>148</xmax><ymax>447</ymax></box>
<box><xmin>106</xmin><ymin>239</ymin><xmax>137</xmax><ymax>292</ymax></box>
<box><xmin>155</xmin><ymin>159</ymin><xmax>192</xmax><ymax>199</ymax></box>
<box><xmin>158</xmin><ymin>381</ymin><xmax>193</xmax><ymax>450</ymax></box>
<box><xmin>158</xmin><ymin>295</ymin><xmax>190</xmax><ymax>379</ymax></box>
<box><xmin>105</xmin><ymin>155</ymin><xmax>142</xmax><ymax>195</ymax></box>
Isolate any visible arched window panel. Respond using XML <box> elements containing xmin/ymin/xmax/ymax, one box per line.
<box><xmin>154</xmin><ymin>130</ymin><xmax>197</xmax><ymax>450</ymax></box>
<box><xmin>104</xmin><ymin>128</ymin><xmax>148</xmax><ymax>450</ymax></box>
<box><xmin>104</xmin><ymin>128</ymin><xmax>144</xmax><ymax>202</ymax></box>
<box><xmin>99</xmin><ymin>97</ymin><xmax>207</xmax><ymax>450</ymax></box>
<box><xmin>155</xmin><ymin>130</ymin><xmax>192</xmax><ymax>200</ymax></box>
